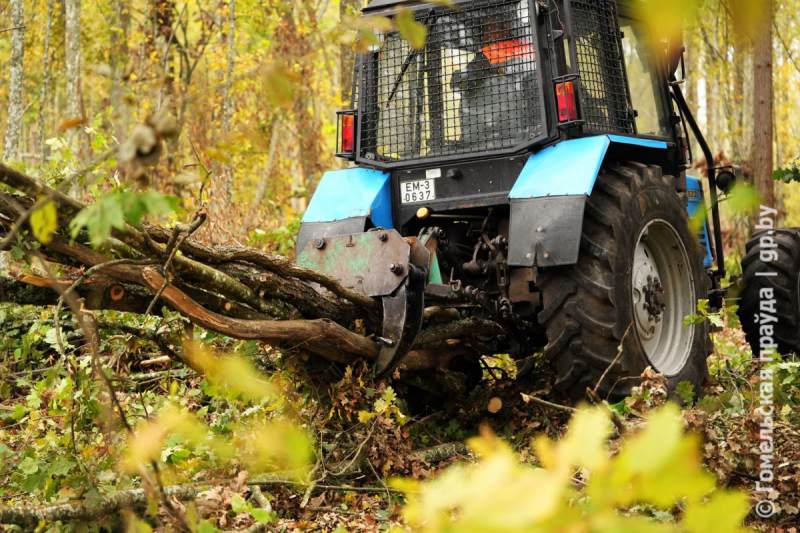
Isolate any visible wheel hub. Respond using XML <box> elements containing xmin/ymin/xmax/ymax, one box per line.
<box><xmin>630</xmin><ymin>220</ymin><xmax>695</xmax><ymax>376</ymax></box>
<box><xmin>632</xmin><ymin>240</ymin><xmax>663</xmax><ymax>341</ymax></box>
<box><xmin>643</xmin><ymin>276</ymin><xmax>666</xmax><ymax>320</ymax></box>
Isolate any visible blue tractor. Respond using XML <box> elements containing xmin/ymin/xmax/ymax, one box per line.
<box><xmin>296</xmin><ymin>0</ymin><xmax>744</xmax><ymax>403</ymax></box>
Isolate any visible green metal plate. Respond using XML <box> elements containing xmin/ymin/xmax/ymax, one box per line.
<box><xmin>296</xmin><ymin>230</ymin><xmax>410</xmax><ymax>298</ymax></box>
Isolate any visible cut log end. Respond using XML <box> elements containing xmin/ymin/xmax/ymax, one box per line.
<box><xmin>109</xmin><ymin>284</ymin><xmax>125</xmax><ymax>301</ymax></box>
<box><xmin>487</xmin><ymin>397</ymin><xmax>502</xmax><ymax>414</ymax></box>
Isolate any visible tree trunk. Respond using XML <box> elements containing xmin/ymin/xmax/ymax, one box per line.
<box><xmin>340</xmin><ymin>0</ymin><xmax>362</xmax><ymax>103</ymax></box>
<box><xmin>110</xmin><ymin>0</ymin><xmax>131</xmax><ymax>140</ymax></box>
<box><xmin>64</xmin><ymin>0</ymin><xmax>87</xmax><ymax>171</ymax></box>
<box><xmin>753</xmin><ymin>0</ymin><xmax>774</xmax><ymax>208</ymax></box>
<box><xmin>65</xmin><ymin>0</ymin><xmax>84</xmax><ymax>123</ymax></box>
<box><xmin>37</xmin><ymin>0</ymin><xmax>54</xmax><ymax>161</ymax></box>
<box><xmin>3</xmin><ymin>0</ymin><xmax>26</xmax><ymax>161</ymax></box>
<box><xmin>222</xmin><ymin>0</ymin><xmax>236</xmax><ymax>199</ymax></box>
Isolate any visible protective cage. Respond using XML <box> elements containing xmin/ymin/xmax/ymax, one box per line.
<box><xmin>356</xmin><ymin>0</ymin><xmax>547</xmax><ymax>167</ymax></box>
<box><xmin>563</xmin><ymin>0</ymin><xmax>636</xmax><ymax>134</ymax></box>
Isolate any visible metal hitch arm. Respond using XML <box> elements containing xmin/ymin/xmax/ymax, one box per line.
<box><xmin>374</xmin><ymin>264</ymin><xmax>427</xmax><ymax>378</ymax></box>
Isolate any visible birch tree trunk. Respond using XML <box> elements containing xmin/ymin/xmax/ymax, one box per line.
<box><xmin>65</xmin><ymin>0</ymin><xmax>84</xmax><ymax>123</ymax></box>
<box><xmin>753</xmin><ymin>0</ymin><xmax>774</xmax><ymax>208</ymax></box>
<box><xmin>3</xmin><ymin>0</ymin><xmax>26</xmax><ymax>161</ymax></box>
<box><xmin>38</xmin><ymin>0</ymin><xmax>54</xmax><ymax>161</ymax></box>
<box><xmin>222</xmin><ymin>0</ymin><xmax>236</xmax><ymax>199</ymax></box>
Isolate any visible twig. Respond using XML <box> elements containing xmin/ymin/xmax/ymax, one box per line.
<box><xmin>366</xmin><ymin>455</ymin><xmax>391</xmax><ymax>503</ymax></box>
<box><xmin>586</xmin><ymin>387</ymin><xmax>627</xmax><ymax>436</ymax></box>
<box><xmin>774</xmin><ymin>21</ymin><xmax>800</xmax><ymax>77</ymax></box>
<box><xmin>594</xmin><ymin>323</ymin><xmax>633</xmax><ymax>395</ymax></box>
<box><xmin>144</xmin><ymin>212</ymin><xmax>206</xmax><ymax>316</ymax></box>
<box><xmin>521</xmin><ymin>393</ymin><xmax>576</xmax><ymax>413</ymax></box>
<box><xmin>329</xmin><ymin>426</ymin><xmax>375</xmax><ymax>477</ymax></box>
<box><xmin>0</xmin><ymin>25</ymin><xmax>26</xmax><ymax>34</ymax></box>
<box><xmin>303</xmin><ymin>507</ymin><xmax>388</xmax><ymax>520</ymax></box>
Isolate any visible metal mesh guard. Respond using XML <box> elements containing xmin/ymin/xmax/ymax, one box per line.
<box><xmin>359</xmin><ymin>0</ymin><xmax>542</xmax><ymax>163</ymax></box>
<box><xmin>570</xmin><ymin>0</ymin><xmax>635</xmax><ymax>134</ymax></box>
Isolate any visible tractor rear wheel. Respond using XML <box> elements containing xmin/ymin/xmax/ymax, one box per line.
<box><xmin>738</xmin><ymin>229</ymin><xmax>800</xmax><ymax>357</ymax></box>
<box><xmin>536</xmin><ymin>162</ymin><xmax>711</xmax><ymax>404</ymax></box>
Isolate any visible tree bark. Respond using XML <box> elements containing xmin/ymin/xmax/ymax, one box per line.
<box><xmin>222</xmin><ymin>0</ymin><xmax>236</xmax><ymax>199</ymax></box>
<box><xmin>340</xmin><ymin>0</ymin><xmax>362</xmax><ymax>103</ymax></box>
<box><xmin>3</xmin><ymin>0</ymin><xmax>26</xmax><ymax>161</ymax></box>
<box><xmin>753</xmin><ymin>0</ymin><xmax>774</xmax><ymax>208</ymax></box>
<box><xmin>65</xmin><ymin>0</ymin><xmax>84</xmax><ymax>123</ymax></box>
<box><xmin>110</xmin><ymin>0</ymin><xmax>131</xmax><ymax>140</ymax></box>
<box><xmin>37</xmin><ymin>0</ymin><xmax>54</xmax><ymax>161</ymax></box>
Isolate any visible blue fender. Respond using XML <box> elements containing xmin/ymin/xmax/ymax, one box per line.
<box><xmin>507</xmin><ymin>135</ymin><xmax>669</xmax><ymax>267</ymax></box>
<box><xmin>302</xmin><ymin>167</ymin><xmax>393</xmax><ymax>229</ymax></box>
<box><xmin>509</xmin><ymin>135</ymin><xmax>668</xmax><ymax>199</ymax></box>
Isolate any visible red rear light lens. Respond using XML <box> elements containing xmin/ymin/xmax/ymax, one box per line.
<box><xmin>342</xmin><ymin>114</ymin><xmax>355</xmax><ymax>152</ymax></box>
<box><xmin>556</xmin><ymin>82</ymin><xmax>578</xmax><ymax>122</ymax></box>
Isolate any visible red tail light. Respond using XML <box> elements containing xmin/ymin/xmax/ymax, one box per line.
<box><xmin>556</xmin><ymin>82</ymin><xmax>578</xmax><ymax>122</ymax></box>
<box><xmin>342</xmin><ymin>114</ymin><xmax>355</xmax><ymax>152</ymax></box>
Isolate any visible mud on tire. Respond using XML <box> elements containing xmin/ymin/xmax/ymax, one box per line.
<box><xmin>738</xmin><ymin>228</ymin><xmax>800</xmax><ymax>357</ymax></box>
<box><xmin>536</xmin><ymin>162</ymin><xmax>711</xmax><ymax>404</ymax></box>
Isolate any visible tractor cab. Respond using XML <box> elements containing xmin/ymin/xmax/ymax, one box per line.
<box><xmin>297</xmin><ymin>0</ymin><xmax>728</xmax><ymax>403</ymax></box>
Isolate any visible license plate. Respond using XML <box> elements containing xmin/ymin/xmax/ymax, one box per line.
<box><xmin>400</xmin><ymin>179</ymin><xmax>435</xmax><ymax>204</ymax></box>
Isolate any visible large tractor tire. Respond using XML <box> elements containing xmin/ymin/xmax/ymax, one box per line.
<box><xmin>536</xmin><ymin>162</ymin><xmax>711</xmax><ymax>404</ymax></box>
<box><xmin>738</xmin><ymin>229</ymin><xmax>800</xmax><ymax>357</ymax></box>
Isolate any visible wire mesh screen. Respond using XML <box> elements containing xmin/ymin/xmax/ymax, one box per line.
<box><xmin>570</xmin><ymin>0</ymin><xmax>635</xmax><ymax>134</ymax></box>
<box><xmin>359</xmin><ymin>0</ymin><xmax>543</xmax><ymax>164</ymax></box>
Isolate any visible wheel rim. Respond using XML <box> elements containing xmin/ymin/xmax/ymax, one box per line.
<box><xmin>630</xmin><ymin>219</ymin><xmax>695</xmax><ymax>376</ymax></box>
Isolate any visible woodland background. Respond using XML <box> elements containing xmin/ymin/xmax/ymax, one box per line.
<box><xmin>0</xmin><ymin>0</ymin><xmax>798</xmax><ymax>531</ymax></box>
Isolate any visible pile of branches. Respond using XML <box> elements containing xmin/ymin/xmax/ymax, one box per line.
<box><xmin>0</xmin><ymin>161</ymin><xmax>502</xmax><ymax>396</ymax></box>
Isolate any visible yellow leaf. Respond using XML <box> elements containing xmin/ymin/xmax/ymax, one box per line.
<box><xmin>683</xmin><ymin>491</ymin><xmax>753</xmax><ymax>533</ymax></box>
<box><xmin>204</xmin><ymin>147</ymin><xmax>232</xmax><ymax>165</ymax></box>
<box><xmin>30</xmin><ymin>200</ymin><xmax>58</xmax><ymax>245</ymax></box>
<box><xmin>262</xmin><ymin>64</ymin><xmax>296</xmax><ymax>110</ymax></box>
<box><xmin>395</xmin><ymin>7</ymin><xmax>427</xmax><ymax>50</ymax></box>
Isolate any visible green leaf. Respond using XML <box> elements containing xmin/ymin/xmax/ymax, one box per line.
<box><xmin>675</xmin><ymin>381</ymin><xmax>696</xmax><ymax>406</ymax></box>
<box><xmin>19</xmin><ymin>456</ymin><xmax>40</xmax><ymax>475</ymax></box>
<box><xmin>30</xmin><ymin>200</ymin><xmax>58</xmax><ymax>245</ymax></box>
<box><xmin>231</xmin><ymin>494</ymin><xmax>248</xmax><ymax>514</ymax></box>
<box><xmin>70</xmin><ymin>190</ymin><xmax>178</xmax><ymax>245</ymax></box>
<box><xmin>396</xmin><ymin>7</ymin><xmax>427</xmax><ymax>50</ymax></box>
<box><xmin>126</xmin><ymin>516</ymin><xmax>154</xmax><ymax>533</ymax></box>
<box><xmin>22</xmin><ymin>470</ymin><xmax>49</xmax><ymax>492</ymax></box>
<box><xmin>48</xmin><ymin>457</ymin><xmax>76</xmax><ymax>476</ymax></box>
<box><xmin>12</xmin><ymin>404</ymin><xmax>27</xmax><ymax>421</ymax></box>
<box><xmin>251</xmin><ymin>508</ymin><xmax>272</xmax><ymax>523</ymax></box>
<box><xmin>197</xmin><ymin>521</ymin><xmax>218</xmax><ymax>533</ymax></box>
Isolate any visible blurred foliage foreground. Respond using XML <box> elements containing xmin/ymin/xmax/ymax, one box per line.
<box><xmin>2</xmin><ymin>294</ymin><xmax>794</xmax><ymax>532</ymax></box>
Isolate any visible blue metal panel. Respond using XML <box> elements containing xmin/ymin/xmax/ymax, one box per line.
<box><xmin>509</xmin><ymin>136</ymin><xmax>611</xmax><ymax>199</ymax></box>
<box><xmin>509</xmin><ymin>135</ymin><xmax>670</xmax><ymax>199</ymax></box>
<box><xmin>303</xmin><ymin>168</ymin><xmax>393</xmax><ymax>229</ymax></box>
<box><xmin>607</xmin><ymin>135</ymin><xmax>669</xmax><ymax>149</ymax></box>
<box><xmin>685</xmin><ymin>176</ymin><xmax>714</xmax><ymax>268</ymax></box>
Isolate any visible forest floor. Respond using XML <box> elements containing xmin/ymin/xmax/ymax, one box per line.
<box><xmin>0</xmin><ymin>304</ymin><xmax>798</xmax><ymax>532</ymax></box>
